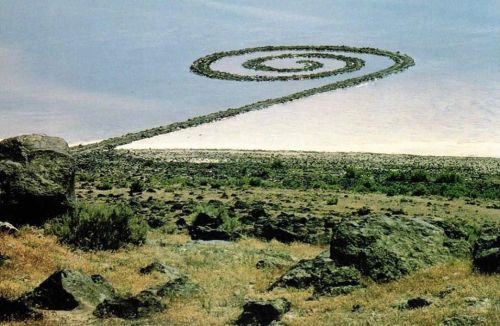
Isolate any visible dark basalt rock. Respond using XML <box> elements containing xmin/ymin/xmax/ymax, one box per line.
<box><xmin>94</xmin><ymin>290</ymin><xmax>165</xmax><ymax>319</ymax></box>
<box><xmin>269</xmin><ymin>253</ymin><xmax>363</xmax><ymax>297</ymax></box>
<box><xmin>472</xmin><ymin>227</ymin><xmax>500</xmax><ymax>273</ymax></box>
<box><xmin>24</xmin><ymin>269</ymin><xmax>116</xmax><ymax>310</ymax></box>
<box><xmin>330</xmin><ymin>215</ymin><xmax>454</xmax><ymax>282</ymax></box>
<box><xmin>147</xmin><ymin>275</ymin><xmax>200</xmax><ymax>299</ymax></box>
<box><xmin>95</xmin><ymin>275</ymin><xmax>199</xmax><ymax>319</ymax></box>
<box><xmin>188</xmin><ymin>202</ymin><xmax>240</xmax><ymax>241</ymax></box>
<box><xmin>0</xmin><ymin>134</ymin><xmax>75</xmax><ymax>225</ymax></box>
<box><xmin>0</xmin><ymin>297</ymin><xmax>42</xmax><ymax>322</ymax></box>
<box><xmin>395</xmin><ymin>297</ymin><xmax>433</xmax><ymax>310</ymax></box>
<box><xmin>254</xmin><ymin>212</ymin><xmax>331</xmax><ymax>244</ymax></box>
<box><xmin>235</xmin><ymin>298</ymin><xmax>291</xmax><ymax>326</ymax></box>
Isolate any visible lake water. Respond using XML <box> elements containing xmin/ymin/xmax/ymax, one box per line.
<box><xmin>0</xmin><ymin>0</ymin><xmax>498</xmax><ymax>143</ymax></box>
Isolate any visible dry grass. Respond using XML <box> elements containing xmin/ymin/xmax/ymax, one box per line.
<box><xmin>2</xmin><ymin>179</ymin><xmax>499</xmax><ymax>325</ymax></box>
<box><xmin>1</xmin><ymin>224</ymin><xmax>499</xmax><ymax>325</ymax></box>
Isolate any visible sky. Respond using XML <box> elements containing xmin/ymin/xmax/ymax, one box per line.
<box><xmin>0</xmin><ymin>0</ymin><xmax>498</xmax><ymax>143</ymax></box>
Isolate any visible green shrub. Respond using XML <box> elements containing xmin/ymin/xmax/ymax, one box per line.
<box><xmin>345</xmin><ymin>166</ymin><xmax>361</xmax><ymax>179</ymax></box>
<box><xmin>326</xmin><ymin>197</ymin><xmax>338</xmax><ymax>205</ymax></box>
<box><xmin>436</xmin><ymin>172</ymin><xmax>462</xmax><ymax>184</ymax></box>
<box><xmin>248</xmin><ymin>177</ymin><xmax>263</xmax><ymax>187</ymax></box>
<box><xmin>409</xmin><ymin>170</ymin><xmax>429</xmax><ymax>183</ymax></box>
<box><xmin>45</xmin><ymin>203</ymin><xmax>147</xmax><ymax>250</ymax></box>
<box><xmin>193</xmin><ymin>202</ymin><xmax>241</xmax><ymax>232</ymax></box>
<box><xmin>129</xmin><ymin>180</ymin><xmax>144</xmax><ymax>193</ymax></box>
<box><xmin>96</xmin><ymin>181</ymin><xmax>113</xmax><ymax>190</ymax></box>
<box><xmin>271</xmin><ymin>158</ymin><xmax>284</xmax><ymax>169</ymax></box>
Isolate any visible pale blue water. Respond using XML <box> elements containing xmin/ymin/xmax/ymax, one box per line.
<box><xmin>0</xmin><ymin>0</ymin><xmax>498</xmax><ymax>142</ymax></box>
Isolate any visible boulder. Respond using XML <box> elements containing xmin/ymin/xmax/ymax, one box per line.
<box><xmin>235</xmin><ymin>298</ymin><xmax>291</xmax><ymax>326</ymax></box>
<box><xmin>0</xmin><ymin>135</ymin><xmax>75</xmax><ymax>225</ymax></box>
<box><xmin>330</xmin><ymin>215</ymin><xmax>453</xmax><ymax>282</ymax></box>
<box><xmin>472</xmin><ymin>228</ymin><xmax>499</xmax><ymax>273</ymax></box>
<box><xmin>147</xmin><ymin>275</ymin><xmax>200</xmax><ymax>299</ymax></box>
<box><xmin>253</xmin><ymin>212</ymin><xmax>331</xmax><ymax>244</ymax></box>
<box><xmin>0</xmin><ymin>297</ymin><xmax>42</xmax><ymax>322</ymax></box>
<box><xmin>24</xmin><ymin>269</ymin><xmax>116</xmax><ymax>310</ymax></box>
<box><xmin>394</xmin><ymin>297</ymin><xmax>433</xmax><ymax>310</ymax></box>
<box><xmin>188</xmin><ymin>202</ymin><xmax>240</xmax><ymax>241</ymax></box>
<box><xmin>269</xmin><ymin>253</ymin><xmax>363</xmax><ymax>297</ymax></box>
<box><xmin>94</xmin><ymin>290</ymin><xmax>165</xmax><ymax>319</ymax></box>
<box><xmin>0</xmin><ymin>221</ymin><xmax>18</xmax><ymax>235</ymax></box>
<box><xmin>139</xmin><ymin>261</ymin><xmax>182</xmax><ymax>278</ymax></box>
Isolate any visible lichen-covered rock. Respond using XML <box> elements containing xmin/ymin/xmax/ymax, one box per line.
<box><xmin>139</xmin><ymin>261</ymin><xmax>182</xmax><ymax>278</ymax></box>
<box><xmin>330</xmin><ymin>215</ymin><xmax>453</xmax><ymax>282</ymax></box>
<box><xmin>253</xmin><ymin>212</ymin><xmax>331</xmax><ymax>244</ymax></box>
<box><xmin>24</xmin><ymin>269</ymin><xmax>116</xmax><ymax>310</ymax></box>
<box><xmin>94</xmin><ymin>290</ymin><xmax>165</xmax><ymax>319</ymax></box>
<box><xmin>0</xmin><ymin>297</ymin><xmax>42</xmax><ymax>322</ymax></box>
<box><xmin>0</xmin><ymin>135</ymin><xmax>75</xmax><ymax>225</ymax></box>
<box><xmin>235</xmin><ymin>298</ymin><xmax>291</xmax><ymax>326</ymax></box>
<box><xmin>269</xmin><ymin>253</ymin><xmax>363</xmax><ymax>297</ymax></box>
<box><xmin>147</xmin><ymin>275</ymin><xmax>200</xmax><ymax>299</ymax></box>
<box><xmin>472</xmin><ymin>227</ymin><xmax>499</xmax><ymax>273</ymax></box>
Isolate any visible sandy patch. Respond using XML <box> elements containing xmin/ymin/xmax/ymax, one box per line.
<box><xmin>118</xmin><ymin>78</ymin><xmax>500</xmax><ymax>158</ymax></box>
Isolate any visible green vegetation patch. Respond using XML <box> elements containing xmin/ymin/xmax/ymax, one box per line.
<box><xmin>45</xmin><ymin>202</ymin><xmax>147</xmax><ymax>250</ymax></box>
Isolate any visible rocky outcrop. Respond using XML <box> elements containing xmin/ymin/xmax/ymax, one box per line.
<box><xmin>253</xmin><ymin>212</ymin><xmax>331</xmax><ymax>244</ymax></box>
<box><xmin>95</xmin><ymin>267</ymin><xmax>199</xmax><ymax>319</ymax></box>
<box><xmin>0</xmin><ymin>135</ymin><xmax>75</xmax><ymax>225</ymax></box>
<box><xmin>24</xmin><ymin>269</ymin><xmax>116</xmax><ymax>310</ymax></box>
<box><xmin>330</xmin><ymin>215</ymin><xmax>454</xmax><ymax>282</ymax></box>
<box><xmin>269</xmin><ymin>253</ymin><xmax>363</xmax><ymax>297</ymax></box>
<box><xmin>235</xmin><ymin>298</ymin><xmax>291</xmax><ymax>326</ymax></box>
<box><xmin>94</xmin><ymin>290</ymin><xmax>165</xmax><ymax>319</ymax></box>
<box><xmin>473</xmin><ymin>228</ymin><xmax>499</xmax><ymax>273</ymax></box>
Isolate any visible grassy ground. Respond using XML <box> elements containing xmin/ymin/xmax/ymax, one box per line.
<box><xmin>1</xmin><ymin>149</ymin><xmax>499</xmax><ymax>325</ymax></box>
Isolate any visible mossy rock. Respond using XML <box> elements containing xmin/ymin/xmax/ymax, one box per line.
<box><xmin>24</xmin><ymin>269</ymin><xmax>116</xmax><ymax>310</ymax></box>
<box><xmin>330</xmin><ymin>215</ymin><xmax>454</xmax><ymax>282</ymax></box>
<box><xmin>0</xmin><ymin>134</ymin><xmax>75</xmax><ymax>225</ymax></box>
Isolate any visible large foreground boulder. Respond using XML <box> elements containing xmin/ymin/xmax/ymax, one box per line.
<box><xmin>24</xmin><ymin>269</ymin><xmax>116</xmax><ymax>310</ymax></box>
<box><xmin>0</xmin><ymin>134</ymin><xmax>75</xmax><ymax>225</ymax></box>
<box><xmin>330</xmin><ymin>215</ymin><xmax>453</xmax><ymax>282</ymax></box>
